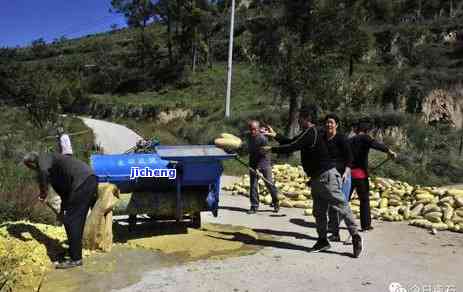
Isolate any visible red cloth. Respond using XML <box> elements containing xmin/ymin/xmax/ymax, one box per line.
<box><xmin>351</xmin><ymin>168</ymin><xmax>367</xmax><ymax>179</ymax></box>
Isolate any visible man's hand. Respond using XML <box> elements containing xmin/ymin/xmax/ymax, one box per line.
<box><xmin>261</xmin><ymin>146</ymin><xmax>272</xmax><ymax>152</ymax></box>
<box><xmin>388</xmin><ymin>150</ymin><xmax>397</xmax><ymax>159</ymax></box>
<box><xmin>38</xmin><ymin>192</ymin><xmax>48</xmax><ymax>202</ymax></box>
<box><xmin>342</xmin><ymin>167</ymin><xmax>351</xmax><ymax>183</ymax></box>
<box><xmin>262</xmin><ymin>126</ymin><xmax>277</xmax><ymax>138</ymax></box>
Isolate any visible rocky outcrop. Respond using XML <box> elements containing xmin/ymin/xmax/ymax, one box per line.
<box><xmin>421</xmin><ymin>88</ymin><xmax>463</xmax><ymax>128</ymax></box>
<box><xmin>372</xmin><ymin>126</ymin><xmax>408</xmax><ymax>147</ymax></box>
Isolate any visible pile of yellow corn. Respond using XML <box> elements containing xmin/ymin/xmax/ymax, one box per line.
<box><xmin>0</xmin><ymin>221</ymin><xmax>67</xmax><ymax>291</ymax></box>
<box><xmin>0</xmin><ymin>214</ymin><xmax>108</xmax><ymax>291</ymax></box>
<box><xmin>223</xmin><ymin>164</ymin><xmax>463</xmax><ymax>233</ymax></box>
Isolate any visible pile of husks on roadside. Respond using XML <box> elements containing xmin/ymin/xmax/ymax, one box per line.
<box><xmin>0</xmin><ymin>221</ymin><xmax>67</xmax><ymax>292</ymax></box>
<box><xmin>223</xmin><ymin>164</ymin><xmax>463</xmax><ymax>233</ymax></box>
<box><xmin>0</xmin><ymin>183</ymin><xmax>119</xmax><ymax>292</ymax></box>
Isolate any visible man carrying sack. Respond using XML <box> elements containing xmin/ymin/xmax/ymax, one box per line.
<box><xmin>23</xmin><ymin>152</ymin><xmax>97</xmax><ymax>269</ymax></box>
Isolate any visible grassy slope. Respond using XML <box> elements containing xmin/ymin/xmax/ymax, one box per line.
<box><xmin>91</xmin><ymin>62</ymin><xmax>271</xmax><ymax>111</ymax></box>
<box><xmin>0</xmin><ymin>107</ymin><xmax>94</xmax><ymax>223</ymax></box>
<box><xmin>104</xmin><ymin>63</ymin><xmax>276</xmax><ymax>176</ymax></box>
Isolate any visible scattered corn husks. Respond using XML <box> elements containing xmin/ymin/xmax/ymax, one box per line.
<box><xmin>224</xmin><ymin>164</ymin><xmax>463</xmax><ymax>233</ymax></box>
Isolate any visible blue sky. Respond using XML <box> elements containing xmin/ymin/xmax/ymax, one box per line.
<box><xmin>0</xmin><ymin>0</ymin><xmax>127</xmax><ymax>48</ymax></box>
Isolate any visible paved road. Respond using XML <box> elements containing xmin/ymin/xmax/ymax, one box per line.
<box><xmin>113</xmin><ymin>176</ymin><xmax>462</xmax><ymax>292</ymax></box>
<box><xmin>80</xmin><ymin>117</ymin><xmax>142</xmax><ymax>154</ymax></box>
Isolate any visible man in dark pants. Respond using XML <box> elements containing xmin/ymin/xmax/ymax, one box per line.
<box><xmin>349</xmin><ymin>122</ymin><xmax>396</xmax><ymax>231</ymax></box>
<box><xmin>246</xmin><ymin>120</ymin><xmax>279</xmax><ymax>214</ymax></box>
<box><xmin>23</xmin><ymin>152</ymin><xmax>97</xmax><ymax>269</ymax></box>
<box><xmin>263</xmin><ymin>107</ymin><xmax>363</xmax><ymax>257</ymax></box>
<box><xmin>324</xmin><ymin>114</ymin><xmax>354</xmax><ymax>242</ymax></box>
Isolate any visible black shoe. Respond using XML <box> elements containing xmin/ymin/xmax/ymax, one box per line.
<box><xmin>328</xmin><ymin>233</ymin><xmax>341</xmax><ymax>242</ymax></box>
<box><xmin>273</xmin><ymin>202</ymin><xmax>280</xmax><ymax>213</ymax></box>
<box><xmin>55</xmin><ymin>259</ymin><xmax>83</xmax><ymax>269</ymax></box>
<box><xmin>352</xmin><ymin>234</ymin><xmax>363</xmax><ymax>258</ymax></box>
<box><xmin>54</xmin><ymin>250</ymin><xmax>68</xmax><ymax>262</ymax></box>
<box><xmin>311</xmin><ymin>239</ymin><xmax>331</xmax><ymax>252</ymax></box>
<box><xmin>247</xmin><ymin>207</ymin><xmax>257</xmax><ymax>214</ymax></box>
<box><xmin>360</xmin><ymin>226</ymin><xmax>374</xmax><ymax>232</ymax></box>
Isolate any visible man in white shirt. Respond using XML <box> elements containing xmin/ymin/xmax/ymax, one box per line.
<box><xmin>57</xmin><ymin>127</ymin><xmax>73</xmax><ymax>156</ymax></box>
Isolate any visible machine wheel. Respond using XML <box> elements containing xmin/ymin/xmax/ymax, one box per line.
<box><xmin>191</xmin><ymin>212</ymin><xmax>201</xmax><ymax>229</ymax></box>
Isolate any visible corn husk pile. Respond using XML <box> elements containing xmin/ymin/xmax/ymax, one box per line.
<box><xmin>0</xmin><ymin>184</ymin><xmax>121</xmax><ymax>291</ymax></box>
<box><xmin>83</xmin><ymin>183</ymin><xmax>120</xmax><ymax>252</ymax></box>
<box><xmin>224</xmin><ymin>164</ymin><xmax>312</xmax><ymax>210</ymax></box>
<box><xmin>223</xmin><ymin>164</ymin><xmax>463</xmax><ymax>233</ymax></box>
<box><xmin>0</xmin><ymin>220</ymin><xmax>101</xmax><ymax>292</ymax></box>
<box><xmin>0</xmin><ymin>221</ymin><xmax>67</xmax><ymax>292</ymax></box>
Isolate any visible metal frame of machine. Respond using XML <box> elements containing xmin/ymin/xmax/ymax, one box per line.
<box><xmin>91</xmin><ymin>145</ymin><xmax>236</xmax><ymax>229</ymax></box>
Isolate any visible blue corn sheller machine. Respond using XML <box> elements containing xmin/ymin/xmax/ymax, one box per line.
<box><xmin>90</xmin><ymin>145</ymin><xmax>236</xmax><ymax>228</ymax></box>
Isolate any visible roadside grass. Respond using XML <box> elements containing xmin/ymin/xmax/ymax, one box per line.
<box><xmin>0</xmin><ymin>107</ymin><xmax>94</xmax><ymax>223</ymax></box>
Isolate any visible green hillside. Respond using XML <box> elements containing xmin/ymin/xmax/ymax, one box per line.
<box><xmin>1</xmin><ymin>0</ymin><xmax>463</xmax><ymax>189</ymax></box>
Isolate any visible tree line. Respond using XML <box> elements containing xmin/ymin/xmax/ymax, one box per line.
<box><xmin>0</xmin><ymin>0</ymin><xmax>462</xmax><ymax>131</ymax></box>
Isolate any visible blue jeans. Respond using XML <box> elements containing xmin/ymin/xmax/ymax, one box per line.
<box><xmin>328</xmin><ymin>172</ymin><xmax>352</xmax><ymax>236</ymax></box>
<box><xmin>341</xmin><ymin>173</ymin><xmax>352</xmax><ymax>201</ymax></box>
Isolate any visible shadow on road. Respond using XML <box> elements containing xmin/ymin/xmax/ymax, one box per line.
<box><xmin>219</xmin><ymin>206</ymin><xmax>248</xmax><ymax>213</ymax></box>
<box><xmin>290</xmin><ymin>218</ymin><xmax>347</xmax><ymax>230</ymax></box>
<box><xmin>289</xmin><ymin>218</ymin><xmax>318</xmax><ymax>229</ymax></box>
<box><xmin>208</xmin><ymin>230</ymin><xmax>353</xmax><ymax>258</ymax></box>
<box><xmin>320</xmin><ymin>250</ymin><xmax>354</xmax><ymax>258</ymax></box>
<box><xmin>220</xmin><ymin>205</ymin><xmax>279</xmax><ymax>214</ymax></box>
<box><xmin>253</xmin><ymin>228</ymin><xmax>317</xmax><ymax>241</ymax></box>
<box><xmin>208</xmin><ymin>231</ymin><xmax>312</xmax><ymax>253</ymax></box>
<box><xmin>113</xmin><ymin>219</ymin><xmax>188</xmax><ymax>243</ymax></box>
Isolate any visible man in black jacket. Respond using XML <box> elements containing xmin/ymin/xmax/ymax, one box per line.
<box><xmin>324</xmin><ymin>114</ymin><xmax>354</xmax><ymax>242</ymax></box>
<box><xmin>263</xmin><ymin>107</ymin><xmax>363</xmax><ymax>257</ymax></box>
<box><xmin>23</xmin><ymin>152</ymin><xmax>97</xmax><ymax>269</ymax></box>
<box><xmin>349</xmin><ymin>122</ymin><xmax>396</xmax><ymax>231</ymax></box>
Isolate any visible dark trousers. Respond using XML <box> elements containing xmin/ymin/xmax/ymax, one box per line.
<box><xmin>249</xmin><ymin>166</ymin><xmax>278</xmax><ymax>209</ymax></box>
<box><xmin>311</xmin><ymin>168</ymin><xmax>358</xmax><ymax>239</ymax></box>
<box><xmin>62</xmin><ymin>175</ymin><xmax>97</xmax><ymax>261</ymax></box>
<box><xmin>350</xmin><ymin>178</ymin><xmax>371</xmax><ymax>230</ymax></box>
